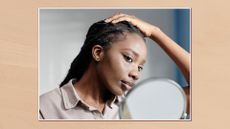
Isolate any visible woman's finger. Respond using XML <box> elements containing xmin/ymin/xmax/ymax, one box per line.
<box><xmin>105</xmin><ymin>13</ymin><xmax>126</xmax><ymax>22</ymax></box>
<box><xmin>111</xmin><ymin>16</ymin><xmax>135</xmax><ymax>25</ymax></box>
<box><xmin>105</xmin><ymin>13</ymin><xmax>153</xmax><ymax>37</ymax></box>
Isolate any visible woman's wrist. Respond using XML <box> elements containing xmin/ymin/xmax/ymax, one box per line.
<box><xmin>149</xmin><ymin>26</ymin><xmax>164</xmax><ymax>44</ymax></box>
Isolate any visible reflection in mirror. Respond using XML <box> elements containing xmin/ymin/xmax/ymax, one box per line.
<box><xmin>119</xmin><ymin>78</ymin><xmax>189</xmax><ymax>120</ymax></box>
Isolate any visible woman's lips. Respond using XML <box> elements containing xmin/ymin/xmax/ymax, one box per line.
<box><xmin>121</xmin><ymin>80</ymin><xmax>134</xmax><ymax>90</ymax></box>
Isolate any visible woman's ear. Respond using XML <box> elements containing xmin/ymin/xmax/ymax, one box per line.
<box><xmin>92</xmin><ymin>45</ymin><xmax>104</xmax><ymax>62</ymax></box>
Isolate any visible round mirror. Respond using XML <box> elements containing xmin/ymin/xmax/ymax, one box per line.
<box><xmin>119</xmin><ymin>78</ymin><xmax>187</xmax><ymax>120</ymax></box>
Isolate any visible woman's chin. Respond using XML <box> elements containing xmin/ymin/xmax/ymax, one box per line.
<box><xmin>108</xmin><ymin>83</ymin><xmax>128</xmax><ymax>96</ymax></box>
<box><xmin>116</xmin><ymin>88</ymin><xmax>129</xmax><ymax>96</ymax></box>
<box><xmin>111</xmin><ymin>88</ymin><xmax>124</xmax><ymax>96</ymax></box>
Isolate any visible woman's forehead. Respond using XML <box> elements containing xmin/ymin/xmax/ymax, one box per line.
<box><xmin>111</xmin><ymin>33</ymin><xmax>147</xmax><ymax>60</ymax></box>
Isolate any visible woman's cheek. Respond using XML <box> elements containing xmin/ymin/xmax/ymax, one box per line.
<box><xmin>119</xmin><ymin>58</ymin><xmax>130</xmax><ymax>74</ymax></box>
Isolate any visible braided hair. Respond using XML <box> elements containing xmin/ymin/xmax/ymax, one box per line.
<box><xmin>60</xmin><ymin>20</ymin><xmax>144</xmax><ymax>87</ymax></box>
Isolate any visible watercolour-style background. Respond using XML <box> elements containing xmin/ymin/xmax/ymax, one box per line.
<box><xmin>0</xmin><ymin>0</ymin><xmax>230</xmax><ymax>129</ymax></box>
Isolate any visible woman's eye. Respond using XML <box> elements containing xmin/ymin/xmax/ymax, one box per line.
<box><xmin>138</xmin><ymin>66</ymin><xmax>143</xmax><ymax>72</ymax></box>
<box><xmin>123</xmin><ymin>55</ymin><xmax>133</xmax><ymax>63</ymax></box>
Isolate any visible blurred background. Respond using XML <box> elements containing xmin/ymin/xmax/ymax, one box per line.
<box><xmin>39</xmin><ymin>9</ymin><xmax>190</xmax><ymax>95</ymax></box>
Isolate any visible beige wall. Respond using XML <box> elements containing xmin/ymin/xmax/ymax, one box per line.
<box><xmin>0</xmin><ymin>0</ymin><xmax>230</xmax><ymax>129</ymax></box>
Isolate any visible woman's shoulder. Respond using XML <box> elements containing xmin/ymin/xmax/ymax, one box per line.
<box><xmin>39</xmin><ymin>88</ymin><xmax>65</xmax><ymax>119</ymax></box>
<box><xmin>40</xmin><ymin>88</ymin><xmax>62</xmax><ymax>104</ymax></box>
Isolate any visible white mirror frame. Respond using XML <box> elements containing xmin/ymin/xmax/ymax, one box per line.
<box><xmin>119</xmin><ymin>78</ymin><xmax>188</xmax><ymax>120</ymax></box>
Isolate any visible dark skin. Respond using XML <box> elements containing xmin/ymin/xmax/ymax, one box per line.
<box><xmin>105</xmin><ymin>13</ymin><xmax>190</xmax><ymax>114</ymax></box>
<box><xmin>74</xmin><ymin>13</ymin><xmax>190</xmax><ymax>114</ymax></box>
<box><xmin>74</xmin><ymin>33</ymin><xmax>147</xmax><ymax>112</ymax></box>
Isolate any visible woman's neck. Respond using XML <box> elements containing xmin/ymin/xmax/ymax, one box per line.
<box><xmin>73</xmin><ymin>62</ymin><xmax>113</xmax><ymax>112</ymax></box>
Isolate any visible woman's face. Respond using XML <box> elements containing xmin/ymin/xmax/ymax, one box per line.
<box><xmin>96</xmin><ymin>33</ymin><xmax>147</xmax><ymax>96</ymax></box>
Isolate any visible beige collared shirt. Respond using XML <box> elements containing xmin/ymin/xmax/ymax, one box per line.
<box><xmin>39</xmin><ymin>79</ymin><xmax>121</xmax><ymax>120</ymax></box>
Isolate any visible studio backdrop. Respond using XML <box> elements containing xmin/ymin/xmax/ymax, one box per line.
<box><xmin>39</xmin><ymin>9</ymin><xmax>190</xmax><ymax>95</ymax></box>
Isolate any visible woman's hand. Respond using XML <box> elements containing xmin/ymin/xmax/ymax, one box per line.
<box><xmin>105</xmin><ymin>13</ymin><xmax>190</xmax><ymax>85</ymax></box>
<box><xmin>105</xmin><ymin>13</ymin><xmax>159</xmax><ymax>37</ymax></box>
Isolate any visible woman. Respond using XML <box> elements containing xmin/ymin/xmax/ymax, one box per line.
<box><xmin>39</xmin><ymin>13</ymin><xmax>190</xmax><ymax>119</ymax></box>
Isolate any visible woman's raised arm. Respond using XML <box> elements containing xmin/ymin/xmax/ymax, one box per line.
<box><xmin>105</xmin><ymin>13</ymin><xmax>190</xmax><ymax>84</ymax></box>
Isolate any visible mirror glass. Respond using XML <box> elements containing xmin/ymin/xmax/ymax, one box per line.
<box><xmin>119</xmin><ymin>78</ymin><xmax>187</xmax><ymax>120</ymax></box>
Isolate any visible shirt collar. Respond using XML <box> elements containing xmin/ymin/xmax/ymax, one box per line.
<box><xmin>60</xmin><ymin>79</ymin><xmax>123</xmax><ymax>110</ymax></box>
<box><xmin>60</xmin><ymin>79</ymin><xmax>80</xmax><ymax>109</ymax></box>
<box><xmin>107</xmin><ymin>95</ymin><xmax>123</xmax><ymax>108</ymax></box>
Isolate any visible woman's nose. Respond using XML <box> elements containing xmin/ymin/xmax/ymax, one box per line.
<box><xmin>129</xmin><ymin>69</ymin><xmax>140</xmax><ymax>81</ymax></box>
